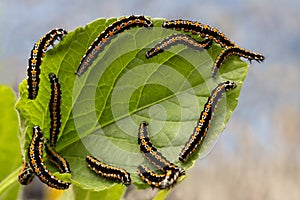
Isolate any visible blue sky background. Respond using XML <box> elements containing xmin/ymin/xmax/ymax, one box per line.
<box><xmin>1</xmin><ymin>0</ymin><xmax>299</xmax><ymax>199</ymax></box>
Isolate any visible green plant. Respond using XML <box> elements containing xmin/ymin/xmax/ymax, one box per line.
<box><xmin>0</xmin><ymin>17</ymin><xmax>248</xmax><ymax>200</ymax></box>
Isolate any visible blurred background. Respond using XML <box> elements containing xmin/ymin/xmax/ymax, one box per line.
<box><xmin>1</xmin><ymin>0</ymin><xmax>299</xmax><ymax>199</ymax></box>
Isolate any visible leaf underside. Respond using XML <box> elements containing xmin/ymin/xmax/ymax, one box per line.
<box><xmin>16</xmin><ymin>17</ymin><xmax>248</xmax><ymax>191</ymax></box>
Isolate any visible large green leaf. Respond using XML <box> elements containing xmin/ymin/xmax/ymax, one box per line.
<box><xmin>15</xmin><ymin>17</ymin><xmax>248</xmax><ymax>193</ymax></box>
<box><xmin>0</xmin><ymin>85</ymin><xmax>21</xmax><ymax>200</ymax></box>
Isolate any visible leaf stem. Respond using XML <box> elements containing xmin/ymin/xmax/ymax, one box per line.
<box><xmin>0</xmin><ymin>168</ymin><xmax>19</xmax><ymax>195</ymax></box>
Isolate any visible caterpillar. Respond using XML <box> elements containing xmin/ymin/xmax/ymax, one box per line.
<box><xmin>138</xmin><ymin>122</ymin><xmax>185</xmax><ymax>175</ymax></box>
<box><xmin>86</xmin><ymin>155</ymin><xmax>131</xmax><ymax>186</ymax></box>
<box><xmin>27</xmin><ymin>28</ymin><xmax>67</xmax><ymax>99</ymax></box>
<box><xmin>18</xmin><ymin>161</ymin><xmax>35</xmax><ymax>185</ymax></box>
<box><xmin>28</xmin><ymin>126</ymin><xmax>70</xmax><ymax>190</ymax></box>
<box><xmin>76</xmin><ymin>15</ymin><xmax>153</xmax><ymax>76</ymax></box>
<box><xmin>137</xmin><ymin>165</ymin><xmax>181</xmax><ymax>189</ymax></box>
<box><xmin>44</xmin><ymin>143</ymin><xmax>71</xmax><ymax>174</ymax></box>
<box><xmin>145</xmin><ymin>33</ymin><xmax>212</xmax><ymax>58</ymax></box>
<box><xmin>162</xmin><ymin>20</ymin><xmax>265</xmax><ymax>77</ymax></box>
<box><xmin>212</xmin><ymin>46</ymin><xmax>265</xmax><ymax>77</ymax></box>
<box><xmin>48</xmin><ymin>73</ymin><xmax>62</xmax><ymax>147</ymax></box>
<box><xmin>162</xmin><ymin>19</ymin><xmax>236</xmax><ymax>48</ymax></box>
<box><xmin>179</xmin><ymin>81</ymin><xmax>237</xmax><ymax>162</ymax></box>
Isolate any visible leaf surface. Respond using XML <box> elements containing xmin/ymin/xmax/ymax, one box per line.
<box><xmin>16</xmin><ymin>17</ymin><xmax>248</xmax><ymax>191</ymax></box>
<box><xmin>0</xmin><ymin>85</ymin><xmax>20</xmax><ymax>199</ymax></box>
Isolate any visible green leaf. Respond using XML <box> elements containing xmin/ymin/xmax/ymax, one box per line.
<box><xmin>72</xmin><ymin>184</ymin><xmax>125</xmax><ymax>200</ymax></box>
<box><xmin>0</xmin><ymin>85</ymin><xmax>21</xmax><ymax>199</ymax></box>
<box><xmin>153</xmin><ymin>190</ymin><xmax>172</xmax><ymax>200</ymax></box>
<box><xmin>16</xmin><ymin>17</ymin><xmax>248</xmax><ymax>192</ymax></box>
